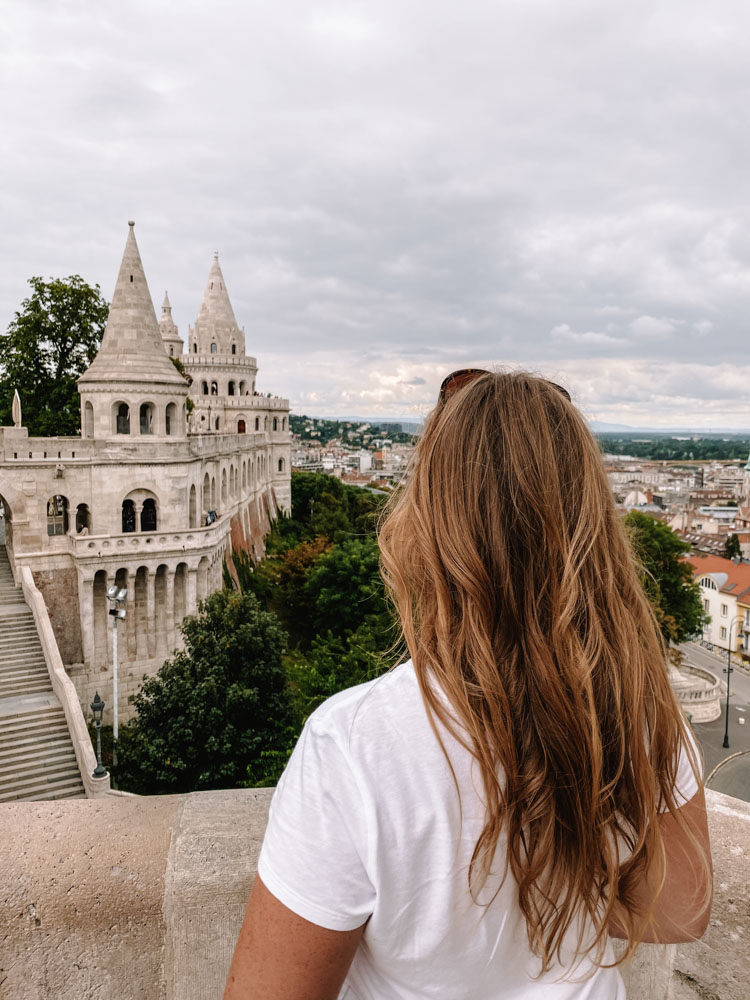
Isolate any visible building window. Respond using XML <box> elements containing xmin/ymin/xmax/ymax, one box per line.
<box><xmin>116</xmin><ymin>403</ymin><xmax>130</xmax><ymax>435</ymax></box>
<box><xmin>122</xmin><ymin>499</ymin><xmax>136</xmax><ymax>533</ymax></box>
<box><xmin>215</xmin><ymin>417</ymin><xmax>220</xmax><ymax>430</ymax></box>
<box><xmin>140</xmin><ymin>403</ymin><xmax>155</xmax><ymax>435</ymax></box>
<box><xmin>210</xmin><ymin>382</ymin><xmax>218</xmax><ymax>395</ymax></box>
<box><xmin>721</xmin><ymin>604</ymin><xmax>728</xmax><ymax>617</ymax></box>
<box><xmin>141</xmin><ymin>498</ymin><xmax>157</xmax><ymax>532</ymax></box>
<box><xmin>169</xmin><ymin>346</ymin><xmax>174</xmax><ymax>356</ymax></box>
<box><xmin>210</xmin><ymin>342</ymin><xmax>217</xmax><ymax>354</ymax></box>
<box><xmin>278</xmin><ymin>458</ymin><xmax>285</xmax><ymax>473</ymax></box>
<box><xmin>255</xmin><ymin>417</ymin><xmax>259</xmax><ymax>431</ymax></box>
<box><xmin>202</xmin><ymin>381</ymin><xmax>209</xmax><ymax>395</ymax></box>
<box><xmin>193</xmin><ymin>343</ymin><xmax>197</xmax><ymax>354</ymax></box>
<box><xmin>228</xmin><ymin>381</ymin><xmax>235</xmax><ymax>396</ymax></box>
<box><xmin>231</xmin><ymin>343</ymin><xmax>236</xmax><ymax>355</ymax></box>
<box><xmin>704</xmin><ymin>599</ymin><xmax>710</xmax><ymax>613</ymax></box>
<box><xmin>720</xmin><ymin>626</ymin><xmax>727</xmax><ymax>640</ymax></box>
<box><xmin>272</xmin><ymin>417</ymin><xmax>278</xmax><ymax>431</ymax></box>
<box><xmin>237</xmin><ymin>419</ymin><xmax>246</xmax><ymax>433</ymax></box>
<box><xmin>46</xmin><ymin>495</ymin><xmax>68</xmax><ymax>536</ymax></box>
<box><xmin>166</xmin><ymin>402</ymin><xmax>177</xmax><ymax>436</ymax></box>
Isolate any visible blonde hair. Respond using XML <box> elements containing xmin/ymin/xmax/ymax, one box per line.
<box><xmin>378</xmin><ymin>370</ymin><xmax>705</xmax><ymax>972</ymax></box>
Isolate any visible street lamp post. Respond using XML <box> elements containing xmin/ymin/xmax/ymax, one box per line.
<box><xmin>106</xmin><ymin>585</ymin><xmax>128</xmax><ymax>771</ymax></box>
<box><xmin>90</xmin><ymin>691</ymin><xmax>108</xmax><ymax>779</ymax></box>
<box><xmin>722</xmin><ymin>617</ymin><xmax>748</xmax><ymax>749</ymax></box>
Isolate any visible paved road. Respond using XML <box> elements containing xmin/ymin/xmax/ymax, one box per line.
<box><xmin>679</xmin><ymin>641</ymin><xmax>750</xmax><ymax>801</ymax></box>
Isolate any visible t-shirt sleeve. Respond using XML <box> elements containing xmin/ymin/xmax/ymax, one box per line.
<box><xmin>664</xmin><ymin>722</ymin><xmax>702</xmax><ymax>811</ymax></box>
<box><xmin>257</xmin><ymin>711</ymin><xmax>376</xmax><ymax>931</ymax></box>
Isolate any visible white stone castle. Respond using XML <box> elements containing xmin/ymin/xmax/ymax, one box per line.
<box><xmin>0</xmin><ymin>222</ymin><xmax>290</xmax><ymax>726</ymax></box>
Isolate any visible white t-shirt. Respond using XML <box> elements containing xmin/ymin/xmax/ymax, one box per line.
<box><xmin>258</xmin><ymin>660</ymin><xmax>700</xmax><ymax>999</ymax></box>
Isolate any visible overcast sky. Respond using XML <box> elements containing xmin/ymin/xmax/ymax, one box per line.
<box><xmin>3</xmin><ymin>1</ymin><xmax>750</xmax><ymax>428</ymax></box>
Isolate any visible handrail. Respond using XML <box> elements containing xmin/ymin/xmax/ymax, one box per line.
<box><xmin>18</xmin><ymin>565</ymin><xmax>110</xmax><ymax>798</ymax></box>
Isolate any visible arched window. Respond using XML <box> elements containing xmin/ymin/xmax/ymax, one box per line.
<box><xmin>221</xmin><ymin>469</ymin><xmax>228</xmax><ymax>506</ymax></box>
<box><xmin>84</xmin><ymin>401</ymin><xmax>94</xmax><ymax>438</ymax></box>
<box><xmin>239</xmin><ymin>381</ymin><xmax>246</xmax><ymax>394</ymax></box>
<box><xmin>231</xmin><ymin>343</ymin><xmax>236</xmax><ymax>355</ymax></box>
<box><xmin>116</xmin><ymin>403</ymin><xmax>130</xmax><ymax>435</ymax></box>
<box><xmin>237</xmin><ymin>419</ymin><xmax>246</xmax><ymax>433</ymax></box>
<box><xmin>193</xmin><ymin>342</ymin><xmax>197</xmax><ymax>354</ymax></box>
<box><xmin>141</xmin><ymin>498</ymin><xmax>157</xmax><ymax>532</ymax></box>
<box><xmin>75</xmin><ymin>503</ymin><xmax>90</xmax><ymax>534</ymax></box>
<box><xmin>210</xmin><ymin>382</ymin><xmax>218</xmax><ymax>395</ymax></box>
<box><xmin>46</xmin><ymin>495</ymin><xmax>68</xmax><ymax>536</ymax></box>
<box><xmin>122</xmin><ymin>499</ymin><xmax>136</xmax><ymax>533</ymax></box>
<box><xmin>228</xmin><ymin>381</ymin><xmax>235</xmax><ymax>396</ymax></box>
<box><xmin>699</xmin><ymin>577</ymin><xmax>718</xmax><ymax>590</ymax></box>
<box><xmin>166</xmin><ymin>402</ymin><xmax>177</xmax><ymax>436</ymax></box>
<box><xmin>282</xmin><ymin>417</ymin><xmax>286</xmax><ymax>430</ymax></box>
<box><xmin>210</xmin><ymin>342</ymin><xmax>217</xmax><ymax>354</ymax></box>
<box><xmin>278</xmin><ymin>458</ymin><xmax>285</xmax><ymax>473</ymax></box>
<box><xmin>273</xmin><ymin>417</ymin><xmax>278</xmax><ymax>431</ymax></box>
<box><xmin>140</xmin><ymin>403</ymin><xmax>154</xmax><ymax>435</ymax></box>
<box><xmin>169</xmin><ymin>346</ymin><xmax>174</xmax><ymax>356</ymax></box>
<box><xmin>202</xmin><ymin>381</ymin><xmax>209</xmax><ymax>395</ymax></box>
<box><xmin>215</xmin><ymin>417</ymin><xmax>220</xmax><ymax>430</ymax></box>
<box><xmin>255</xmin><ymin>417</ymin><xmax>259</xmax><ymax>431</ymax></box>
<box><xmin>264</xmin><ymin>417</ymin><xmax>268</xmax><ymax>431</ymax></box>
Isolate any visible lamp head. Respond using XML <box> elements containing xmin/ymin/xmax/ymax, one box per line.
<box><xmin>116</xmin><ymin>587</ymin><xmax>128</xmax><ymax>602</ymax></box>
<box><xmin>106</xmin><ymin>585</ymin><xmax>118</xmax><ymax>600</ymax></box>
<box><xmin>90</xmin><ymin>691</ymin><xmax>105</xmax><ymax>722</ymax></box>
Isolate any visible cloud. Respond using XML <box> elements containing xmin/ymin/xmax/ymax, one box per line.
<box><xmin>3</xmin><ymin>1</ymin><xmax>750</xmax><ymax>425</ymax></box>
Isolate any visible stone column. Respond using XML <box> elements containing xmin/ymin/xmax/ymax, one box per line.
<box><xmin>164</xmin><ymin>567</ymin><xmax>175</xmax><ymax>655</ymax></box>
<box><xmin>187</xmin><ymin>566</ymin><xmax>198</xmax><ymax>617</ymax></box>
<box><xmin>79</xmin><ymin>574</ymin><xmax>96</xmax><ymax>668</ymax></box>
<box><xmin>146</xmin><ymin>569</ymin><xmax>156</xmax><ymax>659</ymax></box>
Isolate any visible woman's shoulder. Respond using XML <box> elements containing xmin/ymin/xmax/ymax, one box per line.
<box><xmin>305</xmin><ymin>659</ymin><xmax>421</xmax><ymax>743</ymax></box>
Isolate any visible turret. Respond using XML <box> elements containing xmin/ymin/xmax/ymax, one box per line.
<box><xmin>187</xmin><ymin>253</ymin><xmax>245</xmax><ymax>357</ymax></box>
<box><xmin>159</xmin><ymin>292</ymin><xmax>184</xmax><ymax>359</ymax></box>
<box><xmin>78</xmin><ymin>222</ymin><xmax>189</xmax><ymax>441</ymax></box>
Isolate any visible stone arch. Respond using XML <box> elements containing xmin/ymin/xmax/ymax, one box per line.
<box><xmin>141</xmin><ymin>498</ymin><xmax>157</xmax><ymax>532</ymax></box>
<box><xmin>75</xmin><ymin>503</ymin><xmax>91</xmax><ymax>534</ymax></box>
<box><xmin>211</xmin><ymin>476</ymin><xmax>216</xmax><ymax>510</ymax></box>
<box><xmin>113</xmin><ymin>401</ymin><xmax>130</xmax><ymax>435</ymax></box>
<box><xmin>139</xmin><ymin>401</ymin><xmax>155</xmax><ymax>435</ymax></box>
<box><xmin>242</xmin><ymin>461</ymin><xmax>246</xmax><ymax>492</ymax></box>
<box><xmin>155</xmin><ymin>564</ymin><xmax>169</xmax><ymax>655</ymax></box>
<box><xmin>84</xmin><ymin>401</ymin><xmax>94</xmax><ymax>438</ymax></box>
<box><xmin>189</xmin><ymin>484</ymin><xmax>197</xmax><ymax>528</ymax></box>
<box><xmin>202</xmin><ymin>381</ymin><xmax>209</xmax><ymax>395</ymax></box>
<box><xmin>134</xmin><ymin>566</ymin><xmax>149</xmax><ymax>659</ymax></box>
<box><xmin>273</xmin><ymin>417</ymin><xmax>278</xmax><ymax>432</ymax></box>
<box><xmin>228</xmin><ymin>381</ymin><xmax>235</xmax><ymax>396</ymax></box>
<box><xmin>278</xmin><ymin>457</ymin><xmax>285</xmax><ymax>473</ymax></box>
<box><xmin>210</xmin><ymin>381</ymin><xmax>218</xmax><ymax>395</ymax></box>
<box><xmin>197</xmin><ymin>555</ymin><xmax>210</xmax><ymax>605</ymax></box>
<box><xmin>203</xmin><ymin>472</ymin><xmax>210</xmax><ymax>519</ymax></box>
<box><xmin>237</xmin><ymin>417</ymin><xmax>246</xmax><ymax>434</ymax></box>
<box><xmin>254</xmin><ymin>417</ymin><xmax>259</xmax><ymax>431</ymax></box>
<box><xmin>166</xmin><ymin>401</ymin><xmax>177</xmax><ymax>436</ymax></box>
<box><xmin>221</xmin><ymin>468</ymin><xmax>228</xmax><ymax>506</ymax></box>
<box><xmin>46</xmin><ymin>494</ymin><xmax>69</xmax><ymax>536</ymax></box>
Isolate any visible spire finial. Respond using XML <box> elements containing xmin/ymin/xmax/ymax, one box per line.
<box><xmin>214</xmin><ymin>250</ymin><xmax>219</xmax><ymax>259</ymax></box>
<box><xmin>128</xmin><ymin>220</ymin><xmax>135</xmax><ymax>228</ymax></box>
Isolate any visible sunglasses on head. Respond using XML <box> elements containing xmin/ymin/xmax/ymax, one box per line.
<box><xmin>439</xmin><ymin>369</ymin><xmax>571</xmax><ymax>403</ymax></box>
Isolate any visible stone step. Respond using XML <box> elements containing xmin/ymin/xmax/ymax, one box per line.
<box><xmin>0</xmin><ymin>736</ymin><xmax>74</xmax><ymax>763</ymax></box>
<box><xmin>0</xmin><ymin>776</ymin><xmax>85</xmax><ymax>802</ymax></box>
<box><xmin>0</xmin><ymin>646</ymin><xmax>45</xmax><ymax>657</ymax></box>
<box><xmin>0</xmin><ymin>712</ymin><xmax>68</xmax><ymax>737</ymax></box>
<box><xmin>0</xmin><ymin>669</ymin><xmax>49</xmax><ymax>684</ymax></box>
<box><xmin>0</xmin><ymin>651</ymin><xmax>45</xmax><ymax>664</ymax></box>
<box><xmin>0</xmin><ymin>735</ymin><xmax>73</xmax><ymax>762</ymax></box>
<box><xmin>0</xmin><ymin>752</ymin><xmax>78</xmax><ymax>781</ymax></box>
<box><xmin>0</xmin><ymin>680</ymin><xmax>53</xmax><ymax>698</ymax></box>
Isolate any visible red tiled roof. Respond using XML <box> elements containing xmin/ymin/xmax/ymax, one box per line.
<box><xmin>686</xmin><ymin>553</ymin><xmax>750</xmax><ymax>603</ymax></box>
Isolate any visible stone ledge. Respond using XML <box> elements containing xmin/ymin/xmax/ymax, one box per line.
<box><xmin>0</xmin><ymin>788</ymin><xmax>745</xmax><ymax>999</ymax></box>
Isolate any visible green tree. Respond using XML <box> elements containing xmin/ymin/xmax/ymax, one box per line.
<box><xmin>723</xmin><ymin>533</ymin><xmax>742</xmax><ymax>561</ymax></box>
<box><xmin>116</xmin><ymin>589</ymin><xmax>293</xmax><ymax>793</ymax></box>
<box><xmin>0</xmin><ymin>276</ymin><xmax>109</xmax><ymax>435</ymax></box>
<box><xmin>624</xmin><ymin>511</ymin><xmax>707</xmax><ymax>644</ymax></box>
<box><xmin>303</xmin><ymin>536</ymin><xmax>390</xmax><ymax>640</ymax></box>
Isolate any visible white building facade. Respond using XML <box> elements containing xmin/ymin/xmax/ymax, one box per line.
<box><xmin>0</xmin><ymin>223</ymin><xmax>290</xmax><ymax>722</ymax></box>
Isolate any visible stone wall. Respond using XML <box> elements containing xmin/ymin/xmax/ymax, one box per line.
<box><xmin>31</xmin><ymin>566</ymin><xmax>83</xmax><ymax>664</ymax></box>
<box><xmin>1</xmin><ymin>788</ymin><xmax>746</xmax><ymax>1000</ymax></box>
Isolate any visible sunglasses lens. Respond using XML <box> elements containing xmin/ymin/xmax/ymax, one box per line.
<box><xmin>440</xmin><ymin>369</ymin><xmax>486</xmax><ymax>400</ymax></box>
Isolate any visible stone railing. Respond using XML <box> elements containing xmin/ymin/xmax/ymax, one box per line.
<box><xmin>69</xmin><ymin>517</ymin><xmax>233</xmax><ymax>561</ymax></box>
<box><xmin>18</xmin><ymin>565</ymin><xmax>110</xmax><ymax>798</ymax></box>
<box><xmin>1</xmin><ymin>788</ymin><xmax>746</xmax><ymax>999</ymax></box>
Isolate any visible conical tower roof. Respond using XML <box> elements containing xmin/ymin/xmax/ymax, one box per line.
<box><xmin>79</xmin><ymin>223</ymin><xmax>187</xmax><ymax>386</ymax></box>
<box><xmin>192</xmin><ymin>252</ymin><xmax>243</xmax><ymax>352</ymax></box>
<box><xmin>159</xmin><ymin>291</ymin><xmax>180</xmax><ymax>340</ymax></box>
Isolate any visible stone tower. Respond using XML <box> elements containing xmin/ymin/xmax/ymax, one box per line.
<box><xmin>78</xmin><ymin>222</ymin><xmax>189</xmax><ymax>441</ymax></box>
<box><xmin>159</xmin><ymin>292</ymin><xmax>184</xmax><ymax>359</ymax></box>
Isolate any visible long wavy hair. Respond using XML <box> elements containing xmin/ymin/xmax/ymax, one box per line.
<box><xmin>378</xmin><ymin>369</ymin><xmax>707</xmax><ymax>972</ymax></box>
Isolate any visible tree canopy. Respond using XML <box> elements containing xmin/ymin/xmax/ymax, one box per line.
<box><xmin>624</xmin><ymin>510</ymin><xmax>707</xmax><ymax>644</ymax></box>
<box><xmin>723</xmin><ymin>532</ymin><xmax>742</xmax><ymax>561</ymax></box>
<box><xmin>0</xmin><ymin>275</ymin><xmax>109</xmax><ymax>435</ymax></box>
<box><xmin>116</xmin><ymin>589</ymin><xmax>293</xmax><ymax>793</ymax></box>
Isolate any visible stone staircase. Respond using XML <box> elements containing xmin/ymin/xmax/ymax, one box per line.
<box><xmin>0</xmin><ymin>545</ymin><xmax>84</xmax><ymax>801</ymax></box>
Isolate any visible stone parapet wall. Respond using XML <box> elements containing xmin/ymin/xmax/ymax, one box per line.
<box><xmin>1</xmin><ymin>788</ymin><xmax>746</xmax><ymax>1000</ymax></box>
